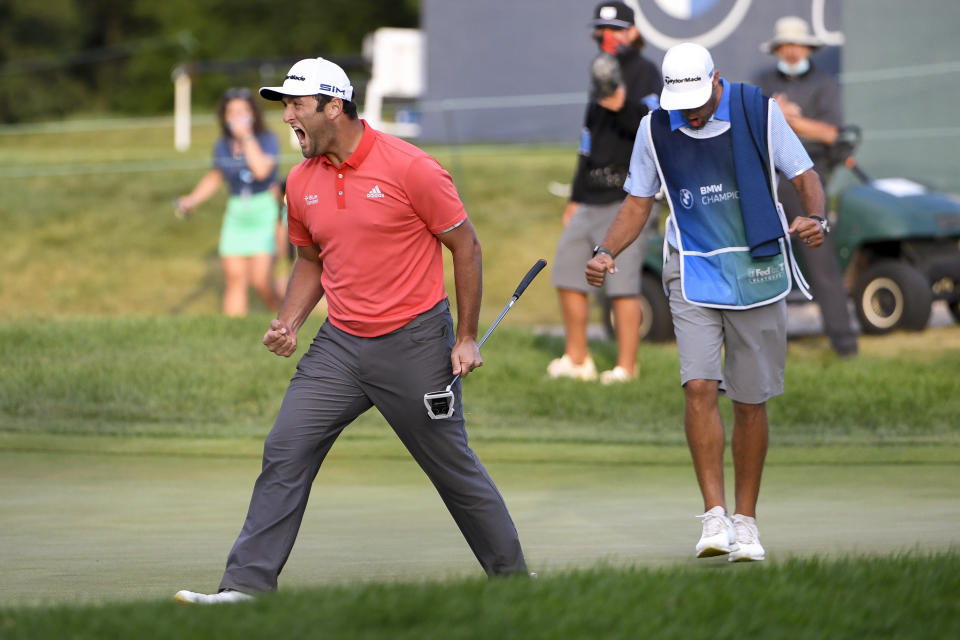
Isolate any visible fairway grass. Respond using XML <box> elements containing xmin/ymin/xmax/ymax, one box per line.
<box><xmin>2</xmin><ymin>316</ymin><xmax>959</xmax><ymax>625</ymax></box>
<box><xmin>2</xmin><ymin>446</ymin><xmax>958</xmax><ymax>609</ymax></box>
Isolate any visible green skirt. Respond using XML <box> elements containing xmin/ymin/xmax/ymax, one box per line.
<box><xmin>219</xmin><ymin>191</ymin><xmax>279</xmax><ymax>257</ymax></box>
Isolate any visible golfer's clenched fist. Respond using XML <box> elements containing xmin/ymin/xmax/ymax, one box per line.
<box><xmin>264</xmin><ymin>318</ymin><xmax>297</xmax><ymax>357</ymax></box>
<box><xmin>586</xmin><ymin>253</ymin><xmax>617</xmax><ymax>288</ymax></box>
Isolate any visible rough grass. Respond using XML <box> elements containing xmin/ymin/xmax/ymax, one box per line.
<box><xmin>1</xmin><ymin>316</ymin><xmax>958</xmax><ymax>446</ymax></box>
<box><xmin>1</xmin><ymin>552</ymin><xmax>957</xmax><ymax>639</ymax></box>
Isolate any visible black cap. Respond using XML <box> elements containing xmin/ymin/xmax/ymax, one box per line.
<box><xmin>591</xmin><ymin>2</ymin><xmax>635</xmax><ymax>30</ymax></box>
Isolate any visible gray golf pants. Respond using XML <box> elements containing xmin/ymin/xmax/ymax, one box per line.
<box><xmin>219</xmin><ymin>300</ymin><xmax>527</xmax><ymax>593</ymax></box>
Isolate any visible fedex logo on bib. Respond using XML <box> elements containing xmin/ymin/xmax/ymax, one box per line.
<box><xmin>748</xmin><ymin>262</ymin><xmax>786</xmax><ymax>285</ymax></box>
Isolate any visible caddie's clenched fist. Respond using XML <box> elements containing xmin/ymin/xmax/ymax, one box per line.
<box><xmin>586</xmin><ymin>253</ymin><xmax>617</xmax><ymax>288</ymax></box>
<box><xmin>789</xmin><ymin>216</ymin><xmax>825</xmax><ymax>248</ymax></box>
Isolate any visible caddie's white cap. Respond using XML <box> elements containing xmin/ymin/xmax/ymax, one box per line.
<box><xmin>259</xmin><ymin>57</ymin><xmax>354</xmax><ymax>102</ymax></box>
<box><xmin>659</xmin><ymin>43</ymin><xmax>715</xmax><ymax>111</ymax></box>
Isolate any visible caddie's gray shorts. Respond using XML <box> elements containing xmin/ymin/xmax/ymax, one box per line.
<box><xmin>663</xmin><ymin>253</ymin><xmax>787</xmax><ymax>404</ymax></box>
<box><xmin>550</xmin><ymin>201</ymin><xmax>645</xmax><ymax>297</ymax></box>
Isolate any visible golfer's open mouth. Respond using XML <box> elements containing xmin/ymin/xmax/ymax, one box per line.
<box><xmin>292</xmin><ymin>126</ymin><xmax>306</xmax><ymax>144</ymax></box>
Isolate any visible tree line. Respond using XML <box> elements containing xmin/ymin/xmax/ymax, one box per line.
<box><xmin>0</xmin><ymin>0</ymin><xmax>418</xmax><ymax>123</ymax></box>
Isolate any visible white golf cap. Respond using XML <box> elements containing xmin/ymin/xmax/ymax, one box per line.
<box><xmin>259</xmin><ymin>57</ymin><xmax>354</xmax><ymax>102</ymax></box>
<box><xmin>659</xmin><ymin>43</ymin><xmax>715</xmax><ymax>111</ymax></box>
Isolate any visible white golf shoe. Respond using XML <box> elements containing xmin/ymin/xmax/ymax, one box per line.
<box><xmin>174</xmin><ymin>589</ymin><xmax>254</xmax><ymax>605</ymax></box>
<box><xmin>728</xmin><ymin>514</ymin><xmax>765</xmax><ymax>562</ymax></box>
<box><xmin>695</xmin><ymin>506</ymin><xmax>738</xmax><ymax>558</ymax></box>
<box><xmin>599</xmin><ymin>366</ymin><xmax>635</xmax><ymax>385</ymax></box>
<box><xmin>546</xmin><ymin>354</ymin><xmax>598</xmax><ymax>381</ymax></box>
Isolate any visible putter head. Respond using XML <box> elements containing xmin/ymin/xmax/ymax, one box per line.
<box><xmin>424</xmin><ymin>389</ymin><xmax>455</xmax><ymax>420</ymax></box>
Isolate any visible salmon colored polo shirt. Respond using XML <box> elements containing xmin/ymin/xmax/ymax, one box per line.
<box><xmin>286</xmin><ymin>122</ymin><xmax>467</xmax><ymax>337</ymax></box>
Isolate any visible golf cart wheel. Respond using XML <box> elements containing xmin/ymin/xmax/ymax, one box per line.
<box><xmin>602</xmin><ymin>272</ymin><xmax>674</xmax><ymax>342</ymax></box>
<box><xmin>853</xmin><ymin>260</ymin><xmax>932</xmax><ymax>334</ymax></box>
<box><xmin>949</xmin><ymin>300</ymin><xmax>960</xmax><ymax>324</ymax></box>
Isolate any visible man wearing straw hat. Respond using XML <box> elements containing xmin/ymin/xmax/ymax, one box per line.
<box><xmin>756</xmin><ymin>16</ymin><xmax>859</xmax><ymax>357</ymax></box>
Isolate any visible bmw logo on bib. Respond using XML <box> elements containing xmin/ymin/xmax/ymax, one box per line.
<box><xmin>680</xmin><ymin>189</ymin><xmax>694</xmax><ymax>209</ymax></box>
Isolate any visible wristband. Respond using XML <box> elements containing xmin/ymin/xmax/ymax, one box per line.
<box><xmin>810</xmin><ymin>215</ymin><xmax>830</xmax><ymax>234</ymax></box>
<box><xmin>593</xmin><ymin>245</ymin><xmax>613</xmax><ymax>259</ymax></box>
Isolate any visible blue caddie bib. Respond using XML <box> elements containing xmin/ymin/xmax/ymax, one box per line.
<box><xmin>648</xmin><ymin>95</ymin><xmax>797</xmax><ymax>309</ymax></box>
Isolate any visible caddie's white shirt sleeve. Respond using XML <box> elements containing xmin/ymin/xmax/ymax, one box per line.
<box><xmin>623</xmin><ymin>114</ymin><xmax>662</xmax><ymax>198</ymax></box>
<box><xmin>625</xmin><ymin>101</ymin><xmax>814</xmax><ymax>194</ymax></box>
<box><xmin>769</xmin><ymin>98</ymin><xmax>814</xmax><ymax>179</ymax></box>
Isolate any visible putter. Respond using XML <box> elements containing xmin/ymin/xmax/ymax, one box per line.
<box><xmin>424</xmin><ymin>259</ymin><xmax>547</xmax><ymax>419</ymax></box>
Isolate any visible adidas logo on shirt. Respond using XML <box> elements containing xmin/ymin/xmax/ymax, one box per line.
<box><xmin>366</xmin><ymin>185</ymin><xmax>385</xmax><ymax>199</ymax></box>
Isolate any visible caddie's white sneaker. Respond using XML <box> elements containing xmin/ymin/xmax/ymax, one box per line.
<box><xmin>174</xmin><ymin>589</ymin><xmax>254</xmax><ymax>605</ymax></box>
<box><xmin>695</xmin><ymin>506</ymin><xmax>738</xmax><ymax>558</ymax></box>
<box><xmin>546</xmin><ymin>354</ymin><xmax>598</xmax><ymax>381</ymax></box>
<box><xmin>728</xmin><ymin>514</ymin><xmax>765</xmax><ymax>562</ymax></box>
<box><xmin>599</xmin><ymin>366</ymin><xmax>635</xmax><ymax>385</ymax></box>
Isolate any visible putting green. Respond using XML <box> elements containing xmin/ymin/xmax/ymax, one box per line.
<box><xmin>1</xmin><ymin>438</ymin><xmax>958</xmax><ymax>606</ymax></box>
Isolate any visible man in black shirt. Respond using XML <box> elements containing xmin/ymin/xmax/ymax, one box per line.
<box><xmin>548</xmin><ymin>1</ymin><xmax>662</xmax><ymax>384</ymax></box>
<box><xmin>755</xmin><ymin>16</ymin><xmax>858</xmax><ymax>356</ymax></box>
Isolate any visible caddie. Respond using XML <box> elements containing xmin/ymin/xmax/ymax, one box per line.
<box><xmin>586</xmin><ymin>42</ymin><xmax>828</xmax><ymax>562</ymax></box>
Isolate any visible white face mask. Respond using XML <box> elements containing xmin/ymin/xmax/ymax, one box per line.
<box><xmin>777</xmin><ymin>57</ymin><xmax>810</xmax><ymax>76</ymax></box>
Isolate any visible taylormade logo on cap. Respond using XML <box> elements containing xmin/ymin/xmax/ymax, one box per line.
<box><xmin>659</xmin><ymin>43</ymin><xmax>715</xmax><ymax>111</ymax></box>
<box><xmin>260</xmin><ymin>57</ymin><xmax>354</xmax><ymax>102</ymax></box>
<box><xmin>664</xmin><ymin>75</ymin><xmax>703</xmax><ymax>85</ymax></box>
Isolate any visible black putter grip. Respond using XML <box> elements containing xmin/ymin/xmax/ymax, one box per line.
<box><xmin>512</xmin><ymin>259</ymin><xmax>547</xmax><ymax>299</ymax></box>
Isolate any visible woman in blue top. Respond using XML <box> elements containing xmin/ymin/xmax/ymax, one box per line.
<box><xmin>177</xmin><ymin>88</ymin><xmax>283</xmax><ymax>316</ymax></box>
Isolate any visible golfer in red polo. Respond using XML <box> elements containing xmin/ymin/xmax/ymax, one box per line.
<box><xmin>175</xmin><ymin>58</ymin><xmax>528</xmax><ymax>604</ymax></box>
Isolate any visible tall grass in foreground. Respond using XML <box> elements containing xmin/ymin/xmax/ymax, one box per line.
<box><xmin>1</xmin><ymin>551</ymin><xmax>957</xmax><ymax>639</ymax></box>
<box><xmin>1</xmin><ymin>316</ymin><xmax>958</xmax><ymax>445</ymax></box>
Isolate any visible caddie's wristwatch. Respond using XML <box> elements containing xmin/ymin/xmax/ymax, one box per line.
<box><xmin>593</xmin><ymin>245</ymin><xmax>614</xmax><ymax>259</ymax></box>
<box><xmin>810</xmin><ymin>215</ymin><xmax>830</xmax><ymax>235</ymax></box>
